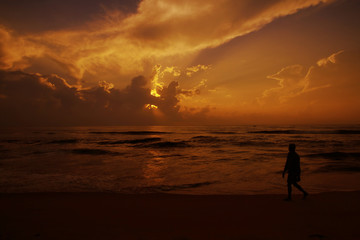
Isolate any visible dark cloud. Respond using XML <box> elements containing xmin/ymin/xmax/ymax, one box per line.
<box><xmin>0</xmin><ymin>70</ymin><xmax>183</xmax><ymax>126</ymax></box>
<box><xmin>0</xmin><ymin>0</ymin><xmax>140</xmax><ymax>33</ymax></box>
<box><xmin>156</xmin><ymin>81</ymin><xmax>181</xmax><ymax>117</ymax></box>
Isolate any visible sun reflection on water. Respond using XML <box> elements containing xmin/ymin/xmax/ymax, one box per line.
<box><xmin>143</xmin><ymin>150</ymin><xmax>167</xmax><ymax>184</ymax></box>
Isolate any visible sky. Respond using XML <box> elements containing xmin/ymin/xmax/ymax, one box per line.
<box><xmin>0</xmin><ymin>0</ymin><xmax>359</xmax><ymax>126</ymax></box>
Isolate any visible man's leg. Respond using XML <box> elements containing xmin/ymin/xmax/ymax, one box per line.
<box><xmin>293</xmin><ymin>182</ymin><xmax>308</xmax><ymax>198</ymax></box>
<box><xmin>287</xmin><ymin>183</ymin><xmax>292</xmax><ymax>200</ymax></box>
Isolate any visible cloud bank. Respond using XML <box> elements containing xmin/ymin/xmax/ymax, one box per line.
<box><xmin>0</xmin><ymin>64</ymin><xmax>214</xmax><ymax>126</ymax></box>
<box><xmin>0</xmin><ymin>70</ymin><xmax>168</xmax><ymax>126</ymax></box>
<box><xmin>1</xmin><ymin>50</ymin><xmax>359</xmax><ymax>126</ymax></box>
<box><xmin>0</xmin><ymin>0</ymin><xmax>331</xmax><ymax>85</ymax></box>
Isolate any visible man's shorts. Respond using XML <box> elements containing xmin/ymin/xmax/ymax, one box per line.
<box><xmin>287</xmin><ymin>174</ymin><xmax>300</xmax><ymax>183</ymax></box>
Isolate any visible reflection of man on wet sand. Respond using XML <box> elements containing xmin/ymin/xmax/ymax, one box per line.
<box><xmin>282</xmin><ymin>144</ymin><xmax>308</xmax><ymax>201</ymax></box>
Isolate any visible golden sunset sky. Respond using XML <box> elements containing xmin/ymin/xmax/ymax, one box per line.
<box><xmin>0</xmin><ymin>0</ymin><xmax>359</xmax><ymax>125</ymax></box>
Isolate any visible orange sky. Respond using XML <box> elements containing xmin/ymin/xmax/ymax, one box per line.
<box><xmin>0</xmin><ymin>0</ymin><xmax>359</xmax><ymax>126</ymax></box>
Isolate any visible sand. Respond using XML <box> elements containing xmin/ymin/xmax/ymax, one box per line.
<box><xmin>1</xmin><ymin>191</ymin><xmax>359</xmax><ymax>240</ymax></box>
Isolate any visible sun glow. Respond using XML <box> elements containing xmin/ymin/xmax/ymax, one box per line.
<box><xmin>150</xmin><ymin>89</ymin><xmax>161</xmax><ymax>97</ymax></box>
<box><xmin>145</xmin><ymin>104</ymin><xmax>158</xmax><ymax>109</ymax></box>
<box><xmin>150</xmin><ymin>65</ymin><xmax>163</xmax><ymax>97</ymax></box>
<box><xmin>145</xmin><ymin>65</ymin><xmax>165</xmax><ymax>109</ymax></box>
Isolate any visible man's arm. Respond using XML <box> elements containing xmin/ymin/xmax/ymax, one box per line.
<box><xmin>282</xmin><ymin>156</ymin><xmax>289</xmax><ymax>178</ymax></box>
<box><xmin>296</xmin><ymin>154</ymin><xmax>301</xmax><ymax>180</ymax></box>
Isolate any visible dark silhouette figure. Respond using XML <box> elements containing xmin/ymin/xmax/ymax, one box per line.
<box><xmin>282</xmin><ymin>144</ymin><xmax>308</xmax><ymax>200</ymax></box>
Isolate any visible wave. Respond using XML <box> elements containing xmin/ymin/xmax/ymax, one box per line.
<box><xmin>154</xmin><ymin>153</ymin><xmax>184</xmax><ymax>158</ymax></box>
<box><xmin>144</xmin><ymin>181</ymin><xmax>215</xmax><ymax>192</ymax></box>
<box><xmin>1</xmin><ymin>139</ymin><xmax>20</xmax><ymax>143</ymax></box>
<box><xmin>215</xmin><ymin>158</ymin><xmax>235</xmax><ymax>162</ymax></box>
<box><xmin>89</xmin><ymin>131</ymin><xmax>171</xmax><ymax>135</ymax></box>
<box><xmin>335</xmin><ymin>130</ymin><xmax>360</xmax><ymax>134</ymax></box>
<box><xmin>249</xmin><ymin>130</ymin><xmax>360</xmax><ymax>134</ymax></box>
<box><xmin>69</xmin><ymin>148</ymin><xmax>119</xmax><ymax>155</ymax></box>
<box><xmin>304</xmin><ymin>152</ymin><xmax>360</xmax><ymax>160</ymax></box>
<box><xmin>140</xmin><ymin>141</ymin><xmax>191</xmax><ymax>148</ymax></box>
<box><xmin>98</xmin><ymin>137</ymin><xmax>162</xmax><ymax>145</ymax></box>
<box><xmin>48</xmin><ymin>139</ymin><xmax>79</xmax><ymax>144</ymax></box>
<box><xmin>314</xmin><ymin>164</ymin><xmax>360</xmax><ymax>173</ymax></box>
<box><xmin>290</xmin><ymin>139</ymin><xmax>338</xmax><ymax>144</ymax></box>
<box><xmin>232</xmin><ymin>140</ymin><xmax>274</xmax><ymax>146</ymax></box>
<box><xmin>191</xmin><ymin>137</ymin><xmax>275</xmax><ymax>147</ymax></box>
<box><xmin>31</xmin><ymin>151</ymin><xmax>48</xmax><ymax>155</ymax></box>
<box><xmin>209</xmin><ymin>131</ymin><xmax>237</xmax><ymax>135</ymax></box>
<box><xmin>191</xmin><ymin>136</ymin><xmax>222</xmax><ymax>143</ymax></box>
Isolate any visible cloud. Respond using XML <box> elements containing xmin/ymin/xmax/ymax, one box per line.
<box><xmin>0</xmin><ymin>26</ymin><xmax>44</xmax><ymax>70</ymax></box>
<box><xmin>186</xmin><ymin>65</ymin><xmax>210</xmax><ymax>77</ymax></box>
<box><xmin>0</xmin><ymin>0</ymin><xmax>331</xmax><ymax>85</ymax></box>
<box><xmin>2</xmin><ymin>49</ymin><xmax>358</xmax><ymax>126</ymax></box>
<box><xmin>127</xmin><ymin>0</ymin><xmax>330</xmax><ymax>50</ymax></box>
<box><xmin>261</xmin><ymin>64</ymin><xmax>307</xmax><ymax>103</ymax></box>
<box><xmin>0</xmin><ymin>0</ymin><xmax>140</xmax><ymax>33</ymax></box>
<box><xmin>0</xmin><ymin>70</ymin><xmax>191</xmax><ymax>126</ymax></box>
<box><xmin>259</xmin><ymin>50</ymin><xmax>360</xmax><ymax>123</ymax></box>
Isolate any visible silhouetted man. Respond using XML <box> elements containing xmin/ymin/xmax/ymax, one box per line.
<box><xmin>282</xmin><ymin>144</ymin><xmax>308</xmax><ymax>201</ymax></box>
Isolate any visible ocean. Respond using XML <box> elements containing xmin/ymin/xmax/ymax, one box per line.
<box><xmin>1</xmin><ymin>125</ymin><xmax>360</xmax><ymax>194</ymax></box>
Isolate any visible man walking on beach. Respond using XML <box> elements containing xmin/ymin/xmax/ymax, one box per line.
<box><xmin>282</xmin><ymin>144</ymin><xmax>308</xmax><ymax>200</ymax></box>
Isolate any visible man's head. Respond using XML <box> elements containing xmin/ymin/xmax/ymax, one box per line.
<box><xmin>289</xmin><ymin>143</ymin><xmax>296</xmax><ymax>152</ymax></box>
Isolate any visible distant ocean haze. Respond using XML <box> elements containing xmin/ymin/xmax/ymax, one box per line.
<box><xmin>0</xmin><ymin>125</ymin><xmax>360</xmax><ymax>194</ymax></box>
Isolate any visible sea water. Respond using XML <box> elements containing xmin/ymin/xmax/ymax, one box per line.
<box><xmin>1</xmin><ymin>125</ymin><xmax>360</xmax><ymax>194</ymax></box>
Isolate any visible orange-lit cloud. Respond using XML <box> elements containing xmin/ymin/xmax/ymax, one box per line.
<box><xmin>1</xmin><ymin>49</ymin><xmax>358</xmax><ymax>125</ymax></box>
<box><xmin>0</xmin><ymin>66</ymin><xmax>214</xmax><ymax>126</ymax></box>
<box><xmin>0</xmin><ymin>0</ymin><xmax>331</xmax><ymax>85</ymax></box>
<box><xmin>0</xmin><ymin>26</ymin><xmax>44</xmax><ymax>70</ymax></box>
<box><xmin>261</xmin><ymin>64</ymin><xmax>308</xmax><ymax>104</ymax></box>
<box><xmin>257</xmin><ymin>50</ymin><xmax>360</xmax><ymax>123</ymax></box>
<box><xmin>0</xmin><ymin>70</ymin><xmax>155</xmax><ymax>125</ymax></box>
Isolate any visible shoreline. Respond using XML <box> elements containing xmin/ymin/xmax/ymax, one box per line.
<box><xmin>0</xmin><ymin>189</ymin><xmax>359</xmax><ymax>195</ymax></box>
<box><xmin>1</xmin><ymin>191</ymin><xmax>359</xmax><ymax>239</ymax></box>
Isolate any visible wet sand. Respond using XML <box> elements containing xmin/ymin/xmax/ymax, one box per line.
<box><xmin>1</xmin><ymin>191</ymin><xmax>359</xmax><ymax>240</ymax></box>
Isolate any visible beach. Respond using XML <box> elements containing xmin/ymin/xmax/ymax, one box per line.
<box><xmin>1</xmin><ymin>191</ymin><xmax>359</xmax><ymax>240</ymax></box>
